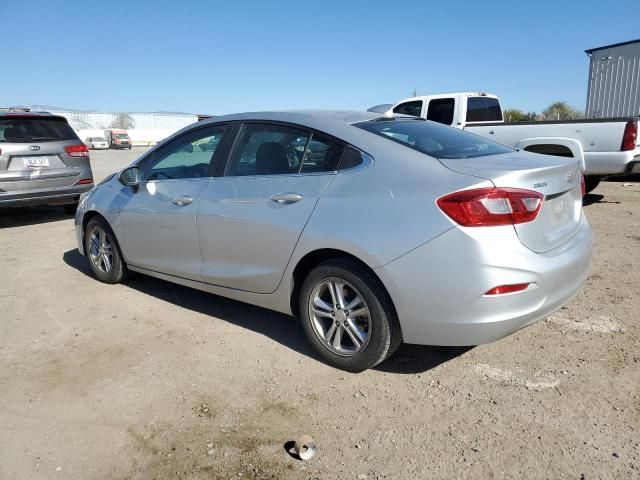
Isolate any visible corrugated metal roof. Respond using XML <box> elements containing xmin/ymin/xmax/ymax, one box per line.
<box><xmin>585</xmin><ymin>38</ymin><xmax>640</xmax><ymax>54</ymax></box>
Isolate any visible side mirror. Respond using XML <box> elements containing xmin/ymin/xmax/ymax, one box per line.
<box><xmin>119</xmin><ymin>166</ymin><xmax>141</xmax><ymax>187</ymax></box>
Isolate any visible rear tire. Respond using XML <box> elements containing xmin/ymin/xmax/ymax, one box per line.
<box><xmin>584</xmin><ymin>175</ymin><xmax>602</xmax><ymax>194</ymax></box>
<box><xmin>83</xmin><ymin>217</ymin><xmax>129</xmax><ymax>284</ymax></box>
<box><xmin>298</xmin><ymin>259</ymin><xmax>402</xmax><ymax>372</ymax></box>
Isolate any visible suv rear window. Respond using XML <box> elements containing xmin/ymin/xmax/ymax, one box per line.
<box><xmin>0</xmin><ymin>117</ymin><xmax>78</xmax><ymax>143</ymax></box>
<box><xmin>354</xmin><ymin>119</ymin><xmax>513</xmax><ymax>159</ymax></box>
<box><xmin>466</xmin><ymin>97</ymin><xmax>503</xmax><ymax>122</ymax></box>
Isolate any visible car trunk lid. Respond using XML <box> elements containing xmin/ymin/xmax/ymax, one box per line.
<box><xmin>439</xmin><ymin>151</ymin><xmax>583</xmax><ymax>253</ymax></box>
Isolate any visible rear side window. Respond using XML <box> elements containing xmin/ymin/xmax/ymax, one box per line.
<box><xmin>0</xmin><ymin>117</ymin><xmax>78</xmax><ymax>143</ymax></box>
<box><xmin>226</xmin><ymin>124</ymin><xmax>310</xmax><ymax>176</ymax></box>
<box><xmin>339</xmin><ymin>148</ymin><xmax>366</xmax><ymax>170</ymax></box>
<box><xmin>354</xmin><ymin>119</ymin><xmax>513</xmax><ymax>159</ymax></box>
<box><xmin>466</xmin><ymin>97</ymin><xmax>503</xmax><ymax>122</ymax></box>
<box><xmin>393</xmin><ymin>101</ymin><xmax>423</xmax><ymax>117</ymax></box>
<box><xmin>300</xmin><ymin>134</ymin><xmax>344</xmax><ymax>173</ymax></box>
<box><xmin>426</xmin><ymin>98</ymin><xmax>455</xmax><ymax>125</ymax></box>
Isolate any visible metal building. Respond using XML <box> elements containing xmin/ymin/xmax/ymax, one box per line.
<box><xmin>585</xmin><ymin>39</ymin><xmax>640</xmax><ymax>118</ymax></box>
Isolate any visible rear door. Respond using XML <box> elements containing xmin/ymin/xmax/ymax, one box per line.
<box><xmin>197</xmin><ymin>122</ymin><xmax>344</xmax><ymax>293</ymax></box>
<box><xmin>0</xmin><ymin>115</ymin><xmax>88</xmax><ymax>191</ymax></box>
<box><xmin>118</xmin><ymin>124</ymin><xmax>229</xmax><ymax>280</ymax></box>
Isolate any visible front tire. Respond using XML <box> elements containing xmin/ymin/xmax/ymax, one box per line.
<box><xmin>298</xmin><ymin>259</ymin><xmax>402</xmax><ymax>372</ymax></box>
<box><xmin>84</xmin><ymin>217</ymin><xmax>129</xmax><ymax>284</ymax></box>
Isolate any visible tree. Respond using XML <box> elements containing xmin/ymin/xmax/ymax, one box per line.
<box><xmin>542</xmin><ymin>102</ymin><xmax>583</xmax><ymax>121</ymax></box>
<box><xmin>504</xmin><ymin>109</ymin><xmax>527</xmax><ymax>122</ymax></box>
<box><xmin>110</xmin><ymin>113</ymin><xmax>135</xmax><ymax>129</ymax></box>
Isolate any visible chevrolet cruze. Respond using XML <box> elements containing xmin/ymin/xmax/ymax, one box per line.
<box><xmin>75</xmin><ymin>111</ymin><xmax>592</xmax><ymax>372</ymax></box>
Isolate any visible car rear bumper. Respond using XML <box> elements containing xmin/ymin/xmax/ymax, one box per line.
<box><xmin>0</xmin><ymin>184</ymin><xmax>93</xmax><ymax>207</ymax></box>
<box><xmin>375</xmin><ymin>214</ymin><xmax>592</xmax><ymax>346</ymax></box>
<box><xmin>583</xmin><ymin>150</ymin><xmax>639</xmax><ymax>175</ymax></box>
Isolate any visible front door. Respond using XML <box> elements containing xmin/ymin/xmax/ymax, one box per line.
<box><xmin>118</xmin><ymin>124</ymin><xmax>228</xmax><ymax>280</ymax></box>
<box><xmin>197</xmin><ymin>123</ymin><xmax>345</xmax><ymax>293</ymax></box>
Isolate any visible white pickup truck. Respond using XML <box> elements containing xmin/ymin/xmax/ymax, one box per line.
<box><xmin>386</xmin><ymin>92</ymin><xmax>640</xmax><ymax>193</ymax></box>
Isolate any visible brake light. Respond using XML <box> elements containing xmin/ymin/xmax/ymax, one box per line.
<box><xmin>74</xmin><ymin>178</ymin><xmax>93</xmax><ymax>185</ymax></box>
<box><xmin>580</xmin><ymin>174</ymin><xmax>586</xmax><ymax>197</ymax></box>
<box><xmin>437</xmin><ymin>187</ymin><xmax>544</xmax><ymax>226</ymax></box>
<box><xmin>621</xmin><ymin>121</ymin><xmax>637</xmax><ymax>151</ymax></box>
<box><xmin>64</xmin><ymin>144</ymin><xmax>89</xmax><ymax>157</ymax></box>
<box><xmin>485</xmin><ymin>283</ymin><xmax>531</xmax><ymax>295</ymax></box>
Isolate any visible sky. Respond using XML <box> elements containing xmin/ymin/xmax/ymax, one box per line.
<box><xmin>1</xmin><ymin>0</ymin><xmax>639</xmax><ymax>115</ymax></box>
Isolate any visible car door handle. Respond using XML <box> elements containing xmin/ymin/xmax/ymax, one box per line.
<box><xmin>172</xmin><ymin>196</ymin><xmax>194</xmax><ymax>206</ymax></box>
<box><xmin>270</xmin><ymin>193</ymin><xmax>303</xmax><ymax>204</ymax></box>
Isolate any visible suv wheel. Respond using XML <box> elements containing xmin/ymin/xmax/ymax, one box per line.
<box><xmin>63</xmin><ymin>203</ymin><xmax>78</xmax><ymax>214</ymax></box>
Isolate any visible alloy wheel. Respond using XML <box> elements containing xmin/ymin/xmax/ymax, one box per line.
<box><xmin>308</xmin><ymin>278</ymin><xmax>371</xmax><ymax>356</ymax></box>
<box><xmin>88</xmin><ymin>226</ymin><xmax>114</xmax><ymax>275</ymax></box>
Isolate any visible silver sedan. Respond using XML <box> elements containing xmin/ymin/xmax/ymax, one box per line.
<box><xmin>75</xmin><ymin>111</ymin><xmax>592</xmax><ymax>372</ymax></box>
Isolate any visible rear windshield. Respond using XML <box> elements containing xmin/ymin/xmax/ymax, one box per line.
<box><xmin>466</xmin><ymin>97</ymin><xmax>503</xmax><ymax>122</ymax></box>
<box><xmin>0</xmin><ymin>117</ymin><xmax>78</xmax><ymax>143</ymax></box>
<box><xmin>354</xmin><ymin>119</ymin><xmax>513</xmax><ymax>159</ymax></box>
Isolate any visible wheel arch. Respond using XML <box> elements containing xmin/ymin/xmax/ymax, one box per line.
<box><xmin>289</xmin><ymin>248</ymin><xmax>398</xmax><ymax>322</ymax></box>
<box><xmin>517</xmin><ymin>137</ymin><xmax>585</xmax><ymax>171</ymax></box>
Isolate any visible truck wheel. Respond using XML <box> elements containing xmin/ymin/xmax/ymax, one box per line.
<box><xmin>584</xmin><ymin>176</ymin><xmax>602</xmax><ymax>194</ymax></box>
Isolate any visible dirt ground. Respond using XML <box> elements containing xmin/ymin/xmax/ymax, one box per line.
<box><xmin>1</xmin><ymin>150</ymin><xmax>639</xmax><ymax>479</ymax></box>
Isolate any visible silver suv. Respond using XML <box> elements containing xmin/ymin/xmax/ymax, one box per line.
<box><xmin>0</xmin><ymin>111</ymin><xmax>94</xmax><ymax>212</ymax></box>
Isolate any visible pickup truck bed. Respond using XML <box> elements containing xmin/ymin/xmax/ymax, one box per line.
<box><xmin>466</xmin><ymin>117</ymin><xmax>640</xmax><ymax>177</ymax></box>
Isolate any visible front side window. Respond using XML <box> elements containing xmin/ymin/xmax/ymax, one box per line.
<box><xmin>392</xmin><ymin>101</ymin><xmax>423</xmax><ymax>117</ymax></box>
<box><xmin>144</xmin><ymin>125</ymin><xmax>227</xmax><ymax>181</ymax></box>
<box><xmin>354</xmin><ymin>119</ymin><xmax>514</xmax><ymax>159</ymax></box>
<box><xmin>426</xmin><ymin>98</ymin><xmax>455</xmax><ymax>125</ymax></box>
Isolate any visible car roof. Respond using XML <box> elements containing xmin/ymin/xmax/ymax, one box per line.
<box><xmin>205</xmin><ymin>110</ymin><xmax>378</xmax><ymax>127</ymax></box>
<box><xmin>0</xmin><ymin>112</ymin><xmax>67</xmax><ymax>121</ymax></box>
<box><xmin>187</xmin><ymin>110</ymin><xmax>423</xmax><ymax>158</ymax></box>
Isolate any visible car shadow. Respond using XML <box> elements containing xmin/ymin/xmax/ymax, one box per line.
<box><xmin>0</xmin><ymin>205</ymin><xmax>74</xmax><ymax>228</ymax></box>
<box><xmin>63</xmin><ymin>248</ymin><xmax>468</xmax><ymax>374</ymax></box>
<box><xmin>583</xmin><ymin>193</ymin><xmax>621</xmax><ymax>206</ymax></box>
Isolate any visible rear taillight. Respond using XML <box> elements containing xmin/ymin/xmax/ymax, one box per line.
<box><xmin>580</xmin><ymin>174</ymin><xmax>586</xmax><ymax>197</ymax></box>
<box><xmin>621</xmin><ymin>121</ymin><xmax>637</xmax><ymax>151</ymax></box>
<box><xmin>437</xmin><ymin>187</ymin><xmax>544</xmax><ymax>227</ymax></box>
<box><xmin>64</xmin><ymin>144</ymin><xmax>89</xmax><ymax>157</ymax></box>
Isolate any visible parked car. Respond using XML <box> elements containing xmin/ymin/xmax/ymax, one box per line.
<box><xmin>386</xmin><ymin>92</ymin><xmax>640</xmax><ymax>193</ymax></box>
<box><xmin>85</xmin><ymin>136</ymin><xmax>109</xmax><ymax>150</ymax></box>
<box><xmin>75</xmin><ymin>111</ymin><xmax>592</xmax><ymax>371</ymax></box>
<box><xmin>0</xmin><ymin>112</ymin><xmax>94</xmax><ymax>212</ymax></box>
<box><xmin>104</xmin><ymin>129</ymin><xmax>132</xmax><ymax>149</ymax></box>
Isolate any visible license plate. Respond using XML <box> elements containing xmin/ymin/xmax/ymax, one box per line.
<box><xmin>23</xmin><ymin>156</ymin><xmax>49</xmax><ymax>168</ymax></box>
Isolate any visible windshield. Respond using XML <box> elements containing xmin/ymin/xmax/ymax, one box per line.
<box><xmin>114</xmin><ymin>134</ymin><xmax>129</xmax><ymax>139</ymax></box>
<box><xmin>0</xmin><ymin>117</ymin><xmax>78</xmax><ymax>143</ymax></box>
<box><xmin>354</xmin><ymin>119</ymin><xmax>514</xmax><ymax>159</ymax></box>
